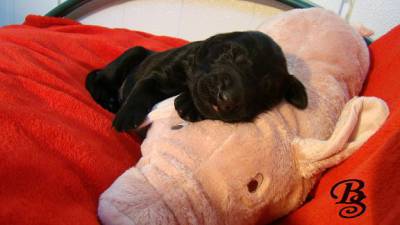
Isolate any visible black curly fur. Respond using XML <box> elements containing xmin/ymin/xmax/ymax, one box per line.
<box><xmin>86</xmin><ymin>31</ymin><xmax>308</xmax><ymax>131</ymax></box>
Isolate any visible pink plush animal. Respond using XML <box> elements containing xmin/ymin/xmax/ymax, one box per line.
<box><xmin>98</xmin><ymin>8</ymin><xmax>389</xmax><ymax>225</ymax></box>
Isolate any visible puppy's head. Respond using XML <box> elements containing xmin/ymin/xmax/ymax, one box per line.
<box><xmin>190</xmin><ymin>38</ymin><xmax>307</xmax><ymax>122</ymax></box>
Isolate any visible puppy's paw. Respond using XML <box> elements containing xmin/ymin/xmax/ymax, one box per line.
<box><xmin>86</xmin><ymin>70</ymin><xmax>120</xmax><ymax>113</ymax></box>
<box><xmin>112</xmin><ymin>106</ymin><xmax>149</xmax><ymax>132</ymax></box>
<box><xmin>174</xmin><ymin>93</ymin><xmax>204</xmax><ymax>122</ymax></box>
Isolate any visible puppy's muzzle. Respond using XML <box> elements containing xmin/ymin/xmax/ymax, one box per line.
<box><xmin>216</xmin><ymin>90</ymin><xmax>238</xmax><ymax>112</ymax></box>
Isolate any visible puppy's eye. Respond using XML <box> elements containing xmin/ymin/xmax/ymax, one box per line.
<box><xmin>222</xmin><ymin>77</ymin><xmax>231</xmax><ymax>87</ymax></box>
<box><xmin>211</xmin><ymin>75</ymin><xmax>218</xmax><ymax>83</ymax></box>
<box><xmin>218</xmin><ymin>75</ymin><xmax>231</xmax><ymax>89</ymax></box>
<box><xmin>235</xmin><ymin>55</ymin><xmax>246</xmax><ymax>63</ymax></box>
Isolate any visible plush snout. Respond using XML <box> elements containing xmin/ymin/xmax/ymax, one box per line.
<box><xmin>99</xmin><ymin>168</ymin><xmax>178</xmax><ymax>225</ymax></box>
<box><xmin>99</xmin><ymin>164</ymin><xmax>220</xmax><ymax>225</ymax></box>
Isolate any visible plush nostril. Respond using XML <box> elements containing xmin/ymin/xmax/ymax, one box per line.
<box><xmin>247</xmin><ymin>180</ymin><xmax>258</xmax><ymax>193</ymax></box>
<box><xmin>247</xmin><ymin>173</ymin><xmax>263</xmax><ymax>193</ymax></box>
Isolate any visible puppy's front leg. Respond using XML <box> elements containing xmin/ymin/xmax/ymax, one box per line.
<box><xmin>112</xmin><ymin>78</ymin><xmax>157</xmax><ymax>131</ymax></box>
<box><xmin>113</xmin><ymin>75</ymin><xmax>183</xmax><ymax>131</ymax></box>
<box><xmin>86</xmin><ymin>46</ymin><xmax>152</xmax><ymax>113</ymax></box>
<box><xmin>174</xmin><ymin>91</ymin><xmax>204</xmax><ymax>122</ymax></box>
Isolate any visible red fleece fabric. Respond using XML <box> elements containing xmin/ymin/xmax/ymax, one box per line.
<box><xmin>277</xmin><ymin>25</ymin><xmax>400</xmax><ymax>225</ymax></box>
<box><xmin>0</xmin><ymin>15</ymin><xmax>398</xmax><ymax>225</ymax></box>
<box><xmin>0</xmin><ymin>15</ymin><xmax>187</xmax><ymax>225</ymax></box>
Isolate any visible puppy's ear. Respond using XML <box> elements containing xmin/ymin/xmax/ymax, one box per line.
<box><xmin>285</xmin><ymin>75</ymin><xmax>308</xmax><ymax>109</ymax></box>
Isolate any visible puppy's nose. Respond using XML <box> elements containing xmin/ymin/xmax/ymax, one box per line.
<box><xmin>217</xmin><ymin>91</ymin><xmax>237</xmax><ymax>112</ymax></box>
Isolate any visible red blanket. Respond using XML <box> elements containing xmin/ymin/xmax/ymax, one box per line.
<box><xmin>0</xmin><ymin>15</ymin><xmax>187</xmax><ymax>225</ymax></box>
<box><xmin>0</xmin><ymin>15</ymin><xmax>398</xmax><ymax>225</ymax></box>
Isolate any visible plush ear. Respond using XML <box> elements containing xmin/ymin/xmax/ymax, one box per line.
<box><xmin>293</xmin><ymin>97</ymin><xmax>389</xmax><ymax>178</ymax></box>
<box><xmin>285</xmin><ymin>75</ymin><xmax>308</xmax><ymax>109</ymax></box>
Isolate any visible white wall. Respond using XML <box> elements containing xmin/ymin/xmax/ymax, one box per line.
<box><xmin>0</xmin><ymin>0</ymin><xmax>60</xmax><ymax>26</ymax></box>
<box><xmin>312</xmin><ymin>0</ymin><xmax>400</xmax><ymax>39</ymax></box>
<box><xmin>0</xmin><ymin>0</ymin><xmax>398</xmax><ymax>39</ymax></box>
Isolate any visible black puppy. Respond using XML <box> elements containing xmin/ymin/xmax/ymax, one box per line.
<box><xmin>86</xmin><ymin>31</ymin><xmax>307</xmax><ymax>132</ymax></box>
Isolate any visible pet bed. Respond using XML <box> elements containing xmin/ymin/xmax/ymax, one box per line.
<box><xmin>46</xmin><ymin>0</ymin><xmax>316</xmax><ymax>41</ymax></box>
<box><xmin>0</xmin><ymin>1</ymin><xmax>398</xmax><ymax>225</ymax></box>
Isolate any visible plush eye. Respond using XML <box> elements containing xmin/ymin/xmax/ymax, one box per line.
<box><xmin>247</xmin><ymin>173</ymin><xmax>263</xmax><ymax>193</ymax></box>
